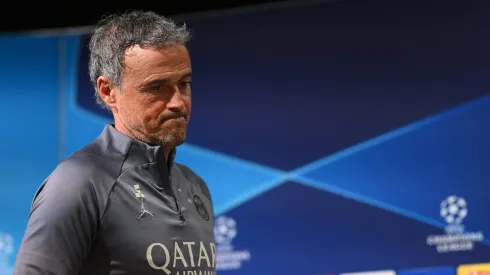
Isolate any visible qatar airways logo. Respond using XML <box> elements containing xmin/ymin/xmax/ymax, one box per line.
<box><xmin>146</xmin><ymin>240</ymin><xmax>216</xmax><ymax>275</ymax></box>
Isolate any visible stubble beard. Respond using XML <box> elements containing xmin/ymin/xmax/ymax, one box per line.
<box><xmin>126</xmin><ymin>115</ymin><xmax>187</xmax><ymax>147</ymax></box>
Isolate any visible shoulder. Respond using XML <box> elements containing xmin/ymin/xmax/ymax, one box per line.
<box><xmin>33</xmin><ymin>143</ymin><xmax>126</xmax><ymax>206</ymax></box>
<box><xmin>59</xmin><ymin>144</ymin><xmax>124</xmax><ymax>181</ymax></box>
<box><xmin>173</xmin><ymin>162</ymin><xmax>212</xmax><ymax>202</ymax></box>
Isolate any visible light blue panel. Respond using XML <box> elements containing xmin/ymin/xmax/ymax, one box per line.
<box><xmin>0</xmin><ymin>34</ymin><xmax>61</xmax><ymax>272</ymax></box>
<box><xmin>62</xmin><ymin>35</ymin><xmax>112</xmax><ymax>158</ymax></box>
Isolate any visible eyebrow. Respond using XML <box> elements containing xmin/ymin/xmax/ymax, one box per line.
<box><xmin>139</xmin><ymin>72</ymin><xmax>192</xmax><ymax>88</ymax></box>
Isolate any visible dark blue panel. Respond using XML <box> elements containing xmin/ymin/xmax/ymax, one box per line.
<box><xmin>218</xmin><ymin>182</ymin><xmax>490</xmax><ymax>275</ymax></box>
<box><xmin>74</xmin><ymin>0</ymin><xmax>490</xmax><ymax>170</ymax></box>
<box><xmin>398</xmin><ymin>266</ymin><xmax>455</xmax><ymax>275</ymax></box>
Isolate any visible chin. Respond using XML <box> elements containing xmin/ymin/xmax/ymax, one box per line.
<box><xmin>163</xmin><ymin>132</ymin><xmax>186</xmax><ymax>147</ymax></box>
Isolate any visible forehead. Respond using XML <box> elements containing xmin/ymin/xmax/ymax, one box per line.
<box><xmin>123</xmin><ymin>44</ymin><xmax>191</xmax><ymax>79</ymax></box>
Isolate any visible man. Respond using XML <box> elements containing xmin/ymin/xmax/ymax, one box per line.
<box><xmin>14</xmin><ymin>10</ymin><xmax>216</xmax><ymax>275</ymax></box>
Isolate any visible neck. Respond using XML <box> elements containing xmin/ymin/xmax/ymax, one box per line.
<box><xmin>113</xmin><ymin>121</ymin><xmax>174</xmax><ymax>163</ymax></box>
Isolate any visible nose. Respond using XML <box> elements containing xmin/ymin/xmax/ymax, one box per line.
<box><xmin>166</xmin><ymin>90</ymin><xmax>185</xmax><ymax>112</ymax></box>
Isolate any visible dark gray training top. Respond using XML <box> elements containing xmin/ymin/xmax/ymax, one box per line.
<box><xmin>14</xmin><ymin>124</ymin><xmax>216</xmax><ymax>275</ymax></box>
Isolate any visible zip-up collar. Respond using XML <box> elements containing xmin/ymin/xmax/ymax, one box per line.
<box><xmin>100</xmin><ymin>124</ymin><xmax>176</xmax><ymax>172</ymax></box>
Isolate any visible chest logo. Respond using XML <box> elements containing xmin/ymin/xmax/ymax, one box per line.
<box><xmin>128</xmin><ymin>184</ymin><xmax>154</xmax><ymax>219</ymax></box>
<box><xmin>193</xmin><ymin>195</ymin><xmax>209</xmax><ymax>221</ymax></box>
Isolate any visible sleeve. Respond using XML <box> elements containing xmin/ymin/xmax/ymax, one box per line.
<box><xmin>13</xmin><ymin>162</ymin><xmax>100</xmax><ymax>275</ymax></box>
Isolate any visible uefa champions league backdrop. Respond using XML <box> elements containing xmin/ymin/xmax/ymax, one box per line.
<box><xmin>1</xmin><ymin>0</ymin><xmax>490</xmax><ymax>274</ymax></box>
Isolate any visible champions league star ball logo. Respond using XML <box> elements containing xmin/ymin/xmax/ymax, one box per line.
<box><xmin>0</xmin><ymin>232</ymin><xmax>14</xmax><ymax>274</ymax></box>
<box><xmin>0</xmin><ymin>233</ymin><xmax>13</xmax><ymax>256</ymax></box>
<box><xmin>214</xmin><ymin>216</ymin><xmax>237</xmax><ymax>246</ymax></box>
<box><xmin>213</xmin><ymin>216</ymin><xmax>251</xmax><ymax>271</ymax></box>
<box><xmin>440</xmin><ymin>195</ymin><xmax>467</xmax><ymax>233</ymax></box>
<box><xmin>427</xmin><ymin>195</ymin><xmax>484</xmax><ymax>253</ymax></box>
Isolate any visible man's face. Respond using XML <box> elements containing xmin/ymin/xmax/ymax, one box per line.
<box><xmin>113</xmin><ymin>44</ymin><xmax>192</xmax><ymax>148</ymax></box>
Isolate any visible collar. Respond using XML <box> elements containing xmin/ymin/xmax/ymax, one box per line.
<box><xmin>101</xmin><ymin>124</ymin><xmax>176</xmax><ymax>171</ymax></box>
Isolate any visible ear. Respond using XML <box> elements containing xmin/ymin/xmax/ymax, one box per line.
<box><xmin>97</xmin><ymin>76</ymin><xmax>119</xmax><ymax>109</ymax></box>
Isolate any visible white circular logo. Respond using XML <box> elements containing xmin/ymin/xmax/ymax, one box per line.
<box><xmin>440</xmin><ymin>195</ymin><xmax>467</xmax><ymax>225</ymax></box>
<box><xmin>0</xmin><ymin>233</ymin><xmax>14</xmax><ymax>256</ymax></box>
<box><xmin>214</xmin><ymin>216</ymin><xmax>237</xmax><ymax>245</ymax></box>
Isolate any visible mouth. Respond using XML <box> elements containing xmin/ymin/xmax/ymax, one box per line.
<box><xmin>162</xmin><ymin>114</ymin><xmax>187</xmax><ymax>123</ymax></box>
<box><xmin>164</xmin><ymin>110</ymin><xmax>187</xmax><ymax>118</ymax></box>
<box><xmin>173</xmin><ymin>115</ymin><xmax>187</xmax><ymax>121</ymax></box>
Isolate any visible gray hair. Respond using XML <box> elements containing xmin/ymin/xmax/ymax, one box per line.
<box><xmin>88</xmin><ymin>10</ymin><xmax>191</xmax><ymax>108</ymax></box>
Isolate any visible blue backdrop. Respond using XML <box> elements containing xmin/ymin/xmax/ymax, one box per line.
<box><xmin>1</xmin><ymin>0</ymin><xmax>490</xmax><ymax>274</ymax></box>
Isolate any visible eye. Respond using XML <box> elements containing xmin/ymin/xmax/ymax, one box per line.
<box><xmin>179</xmin><ymin>81</ymin><xmax>191</xmax><ymax>89</ymax></box>
<box><xmin>150</xmin><ymin>85</ymin><xmax>161</xmax><ymax>91</ymax></box>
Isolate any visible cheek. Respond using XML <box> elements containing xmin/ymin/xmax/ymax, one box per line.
<box><xmin>184</xmin><ymin>97</ymin><xmax>192</xmax><ymax>121</ymax></box>
<box><xmin>184</xmin><ymin>96</ymin><xmax>191</xmax><ymax>113</ymax></box>
<box><xmin>144</xmin><ymin>101</ymin><xmax>166</xmax><ymax>120</ymax></box>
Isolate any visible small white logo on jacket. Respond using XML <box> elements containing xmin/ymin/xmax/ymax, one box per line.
<box><xmin>128</xmin><ymin>184</ymin><xmax>154</xmax><ymax>218</ymax></box>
